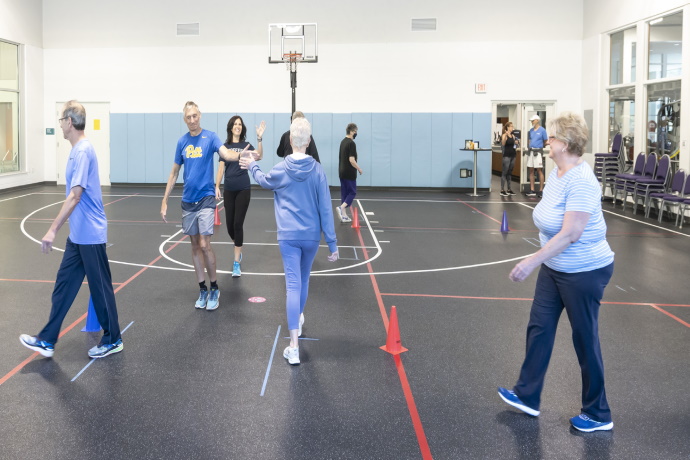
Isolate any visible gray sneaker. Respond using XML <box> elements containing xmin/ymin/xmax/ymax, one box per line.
<box><xmin>19</xmin><ymin>334</ymin><xmax>54</xmax><ymax>358</ymax></box>
<box><xmin>195</xmin><ymin>289</ymin><xmax>209</xmax><ymax>309</ymax></box>
<box><xmin>88</xmin><ymin>339</ymin><xmax>123</xmax><ymax>359</ymax></box>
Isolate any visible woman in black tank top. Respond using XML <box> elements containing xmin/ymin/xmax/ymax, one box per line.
<box><xmin>500</xmin><ymin>122</ymin><xmax>519</xmax><ymax>196</ymax></box>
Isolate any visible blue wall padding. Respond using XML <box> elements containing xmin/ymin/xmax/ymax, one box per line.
<box><xmin>110</xmin><ymin>112</ymin><xmax>492</xmax><ymax>188</ymax></box>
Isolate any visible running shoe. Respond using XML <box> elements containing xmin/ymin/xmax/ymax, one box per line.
<box><xmin>206</xmin><ymin>288</ymin><xmax>220</xmax><ymax>310</ymax></box>
<box><xmin>232</xmin><ymin>261</ymin><xmax>241</xmax><ymax>278</ymax></box>
<box><xmin>507</xmin><ymin>190</ymin><xmax>516</xmax><ymax>196</ymax></box>
<box><xmin>88</xmin><ymin>339</ymin><xmax>123</xmax><ymax>359</ymax></box>
<box><xmin>526</xmin><ymin>190</ymin><xmax>537</xmax><ymax>197</ymax></box>
<box><xmin>500</xmin><ymin>190</ymin><xmax>508</xmax><ymax>197</ymax></box>
<box><xmin>195</xmin><ymin>289</ymin><xmax>209</xmax><ymax>309</ymax></box>
<box><xmin>335</xmin><ymin>206</ymin><xmax>345</xmax><ymax>222</ymax></box>
<box><xmin>19</xmin><ymin>334</ymin><xmax>54</xmax><ymax>357</ymax></box>
<box><xmin>283</xmin><ymin>346</ymin><xmax>300</xmax><ymax>365</ymax></box>
<box><xmin>497</xmin><ymin>387</ymin><xmax>540</xmax><ymax>416</ymax></box>
<box><xmin>570</xmin><ymin>414</ymin><xmax>613</xmax><ymax>432</ymax></box>
<box><xmin>298</xmin><ymin>313</ymin><xmax>305</xmax><ymax>337</ymax></box>
<box><xmin>536</xmin><ymin>191</ymin><xmax>543</xmax><ymax>198</ymax></box>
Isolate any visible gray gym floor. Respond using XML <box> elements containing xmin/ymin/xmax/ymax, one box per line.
<box><xmin>0</xmin><ymin>178</ymin><xmax>688</xmax><ymax>459</ymax></box>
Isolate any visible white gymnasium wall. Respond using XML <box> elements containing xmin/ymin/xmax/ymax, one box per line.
<box><xmin>39</xmin><ymin>0</ymin><xmax>584</xmax><ymax>181</ymax></box>
<box><xmin>0</xmin><ymin>0</ymin><xmax>44</xmax><ymax>190</ymax></box>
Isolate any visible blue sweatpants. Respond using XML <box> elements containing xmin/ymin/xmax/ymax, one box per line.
<box><xmin>38</xmin><ymin>238</ymin><xmax>122</xmax><ymax>346</ymax></box>
<box><xmin>513</xmin><ymin>262</ymin><xmax>614</xmax><ymax>422</ymax></box>
<box><xmin>339</xmin><ymin>179</ymin><xmax>357</xmax><ymax>207</ymax></box>
<box><xmin>278</xmin><ymin>240</ymin><xmax>320</xmax><ymax>330</ymax></box>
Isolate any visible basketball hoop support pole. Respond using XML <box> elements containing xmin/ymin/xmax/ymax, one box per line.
<box><xmin>290</xmin><ymin>68</ymin><xmax>297</xmax><ymax>115</ymax></box>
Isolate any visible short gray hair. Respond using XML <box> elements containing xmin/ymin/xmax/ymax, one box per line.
<box><xmin>548</xmin><ymin>111</ymin><xmax>589</xmax><ymax>157</ymax></box>
<box><xmin>292</xmin><ymin>111</ymin><xmax>305</xmax><ymax>122</ymax></box>
<box><xmin>290</xmin><ymin>117</ymin><xmax>311</xmax><ymax>150</ymax></box>
<box><xmin>62</xmin><ymin>100</ymin><xmax>86</xmax><ymax>131</ymax></box>
<box><xmin>183</xmin><ymin>101</ymin><xmax>199</xmax><ymax>114</ymax></box>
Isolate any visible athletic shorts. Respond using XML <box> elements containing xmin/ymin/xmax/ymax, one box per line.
<box><xmin>181</xmin><ymin>207</ymin><xmax>215</xmax><ymax>236</ymax></box>
<box><xmin>526</xmin><ymin>148</ymin><xmax>544</xmax><ymax>168</ymax></box>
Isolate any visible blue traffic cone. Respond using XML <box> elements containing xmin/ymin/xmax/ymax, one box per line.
<box><xmin>81</xmin><ymin>296</ymin><xmax>102</xmax><ymax>332</ymax></box>
<box><xmin>500</xmin><ymin>211</ymin><xmax>509</xmax><ymax>233</ymax></box>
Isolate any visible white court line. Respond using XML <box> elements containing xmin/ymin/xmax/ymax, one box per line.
<box><xmin>260</xmin><ymin>325</ymin><xmax>281</xmax><ymax>396</ymax></box>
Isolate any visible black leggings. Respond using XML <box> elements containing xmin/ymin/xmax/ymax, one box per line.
<box><xmin>223</xmin><ymin>189</ymin><xmax>251</xmax><ymax>247</ymax></box>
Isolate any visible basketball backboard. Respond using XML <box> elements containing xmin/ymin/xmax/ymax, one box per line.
<box><xmin>268</xmin><ymin>23</ymin><xmax>318</xmax><ymax>63</ymax></box>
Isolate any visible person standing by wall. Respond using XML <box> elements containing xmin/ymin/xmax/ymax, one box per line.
<box><xmin>161</xmin><ymin>101</ymin><xmax>240</xmax><ymax>311</ymax></box>
<box><xmin>20</xmin><ymin>100</ymin><xmax>123</xmax><ymax>359</ymax></box>
<box><xmin>276</xmin><ymin>111</ymin><xmax>320</xmax><ymax>162</ymax></box>
<box><xmin>215</xmin><ymin>115</ymin><xmax>266</xmax><ymax>277</ymax></box>
<box><xmin>240</xmin><ymin>117</ymin><xmax>338</xmax><ymax>365</ymax></box>
<box><xmin>336</xmin><ymin>123</ymin><xmax>363</xmax><ymax>223</ymax></box>
<box><xmin>500</xmin><ymin>122</ymin><xmax>519</xmax><ymax>196</ymax></box>
<box><xmin>498</xmin><ymin>112</ymin><xmax>616</xmax><ymax>433</ymax></box>
<box><xmin>526</xmin><ymin>114</ymin><xmax>549</xmax><ymax>197</ymax></box>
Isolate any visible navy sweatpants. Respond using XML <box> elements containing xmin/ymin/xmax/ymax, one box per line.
<box><xmin>513</xmin><ymin>262</ymin><xmax>614</xmax><ymax>422</ymax></box>
<box><xmin>38</xmin><ymin>238</ymin><xmax>121</xmax><ymax>346</ymax></box>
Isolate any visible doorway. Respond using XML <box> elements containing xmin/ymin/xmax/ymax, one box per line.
<box><xmin>492</xmin><ymin>101</ymin><xmax>556</xmax><ymax>192</ymax></box>
<box><xmin>56</xmin><ymin>102</ymin><xmax>111</xmax><ymax>186</ymax></box>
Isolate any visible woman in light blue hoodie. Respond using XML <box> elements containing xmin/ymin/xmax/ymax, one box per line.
<box><xmin>240</xmin><ymin>118</ymin><xmax>339</xmax><ymax>365</ymax></box>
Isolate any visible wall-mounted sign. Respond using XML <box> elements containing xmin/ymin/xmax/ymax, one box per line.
<box><xmin>475</xmin><ymin>83</ymin><xmax>487</xmax><ymax>93</ymax></box>
<box><xmin>46</xmin><ymin>128</ymin><xmax>54</xmax><ymax>135</ymax></box>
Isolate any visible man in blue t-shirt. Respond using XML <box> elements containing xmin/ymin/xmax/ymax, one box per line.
<box><xmin>526</xmin><ymin>114</ymin><xmax>549</xmax><ymax>197</ymax></box>
<box><xmin>20</xmin><ymin>100</ymin><xmax>123</xmax><ymax>359</ymax></box>
<box><xmin>161</xmin><ymin>101</ymin><xmax>243</xmax><ymax>311</ymax></box>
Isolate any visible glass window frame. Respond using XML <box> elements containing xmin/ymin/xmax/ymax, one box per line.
<box><xmin>0</xmin><ymin>39</ymin><xmax>21</xmax><ymax>175</ymax></box>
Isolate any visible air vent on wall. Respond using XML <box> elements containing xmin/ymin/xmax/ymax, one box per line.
<box><xmin>177</xmin><ymin>23</ymin><xmax>200</xmax><ymax>36</ymax></box>
<box><xmin>411</xmin><ymin>18</ymin><xmax>436</xmax><ymax>31</ymax></box>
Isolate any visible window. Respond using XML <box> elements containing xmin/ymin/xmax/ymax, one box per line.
<box><xmin>608</xmin><ymin>86</ymin><xmax>635</xmax><ymax>160</ymax></box>
<box><xmin>610</xmin><ymin>27</ymin><xmax>637</xmax><ymax>85</ymax></box>
<box><xmin>646</xmin><ymin>80</ymin><xmax>681</xmax><ymax>158</ymax></box>
<box><xmin>648</xmin><ymin>12</ymin><xmax>683</xmax><ymax>80</ymax></box>
<box><xmin>0</xmin><ymin>40</ymin><xmax>19</xmax><ymax>174</ymax></box>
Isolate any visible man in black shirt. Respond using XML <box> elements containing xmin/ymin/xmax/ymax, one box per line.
<box><xmin>336</xmin><ymin>123</ymin><xmax>363</xmax><ymax>222</ymax></box>
<box><xmin>276</xmin><ymin>111</ymin><xmax>320</xmax><ymax>162</ymax></box>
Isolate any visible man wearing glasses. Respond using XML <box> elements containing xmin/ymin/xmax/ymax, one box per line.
<box><xmin>20</xmin><ymin>100</ymin><xmax>123</xmax><ymax>359</ymax></box>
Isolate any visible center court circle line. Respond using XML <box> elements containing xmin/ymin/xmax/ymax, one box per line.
<box><xmin>21</xmin><ymin>200</ymin><xmax>534</xmax><ymax>277</ymax></box>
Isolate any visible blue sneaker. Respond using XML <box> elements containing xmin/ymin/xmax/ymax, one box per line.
<box><xmin>206</xmin><ymin>288</ymin><xmax>220</xmax><ymax>310</ymax></box>
<box><xmin>88</xmin><ymin>338</ymin><xmax>123</xmax><ymax>359</ymax></box>
<box><xmin>19</xmin><ymin>334</ymin><xmax>54</xmax><ymax>357</ymax></box>
<box><xmin>570</xmin><ymin>414</ymin><xmax>613</xmax><ymax>432</ymax></box>
<box><xmin>232</xmin><ymin>261</ymin><xmax>241</xmax><ymax>278</ymax></box>
<box><xmin>195</xmin><ymin>289</ymin><xmax>209</xmax><ymax>309</ymax></box>
<box><xmin>497</xmin><ymin>387</ymin><xmax>540</xmax><ymax>416</ymax></box>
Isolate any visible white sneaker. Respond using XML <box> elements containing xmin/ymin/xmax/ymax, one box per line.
<box><xmin>335</xmin><ymin>206</ymin><xmax>345</xmax><ymax>222</ymax></box>
<box><xmin>283</xmin><ymin>346</ymin><xmax>300</xmax><ymax>365</ymax></box>
<box><xmin>298</xmin><ymin>313</ymin><xmax>305</xmax><ymax>337</ymax></box>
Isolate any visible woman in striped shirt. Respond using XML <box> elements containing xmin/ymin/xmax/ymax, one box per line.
<box><xmin>498</xmin><ymin>112</ymin><xmax>615</xmax><ymax>433</ymax></box>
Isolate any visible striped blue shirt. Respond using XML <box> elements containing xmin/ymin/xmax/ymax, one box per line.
<box><xmin>533</xmin><ymin>162</ymin><xmax>614</xmax><ymax>273</ymax></box>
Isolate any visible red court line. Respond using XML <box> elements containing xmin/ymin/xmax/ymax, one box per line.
<box><xmin>456</xmin><ymin>199</ymin><xmax>504</xmax><ymax>226</ymax></box>
<box><xmin>103</xmin><ymin>193</ymin><xmax>139</xmax><ymax>207</ymax></box>
<box><xmin>0</xmin><ymin>279</ymin><xmax>123</xmax><ymax>285</ymax></box>
<box><xmin>355</xmin><ymin>225</ymin><xmax>432</xmax><ymax>459</ymax></box>
<box><xmin>0</xmin><ymin>233</ymin><xmax>189</xmax><ymax>387</ymax></box>
<box><xmin>650</xmin><ymin>304</ymin><xmax>690</xmax><ymax>328</ymax></box>
<box><xmin>373</xmin><ymin>226</ymin><xmax>533</xmax><ymax>233</ymax></box>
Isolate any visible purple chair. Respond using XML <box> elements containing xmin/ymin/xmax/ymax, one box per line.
<box><xmin>595</xmin><ymin>133</ymin><xmax>623</xmax><ymax>197</ymax></box>
<box><xmin>677</xmin><ymin>198</ymin><xmax>690</xmax><ymax>228</ymax></box>
<box><xmin>633</xmin><ymin>154</ymin><xmax>671</xmax><ymax>215</ymax></box>
<box><xmin>647</xmin><ymin>169</ymin><xmax>687</xmax><ymax>220</ymax></box>
<box><xmin>618</xmin><ymin>153</ymin><xmax>657</xmax><ymax>211</ymax></box>
<box><xmin>613</xmin><ymin>152</ymin><xmax>645</xmax><ymax>206</ymax></box>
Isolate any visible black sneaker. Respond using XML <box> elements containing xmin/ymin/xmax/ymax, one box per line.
<box><xmin>19</xmin><ymin>334</ymin><xmax>54</xmax><ymax>357</ymax></box>
<box><xmin>526</xmin><ymin>190</ymin><xmax>537</xmax><ymax>197</ymax></box>
<box><xmin>500</xmin><ymin>190</ymin><xmax>508</xmax><ymax>197</ymax></box>
<box><xmin>507</xmin><ymin>190</ymin><xmax>516</xmax><ymax>196</ymax></box>
<box><xmin>536</xmin><ymin>191</ymin><xmax>543</xmax><ymax>198</ymax></box>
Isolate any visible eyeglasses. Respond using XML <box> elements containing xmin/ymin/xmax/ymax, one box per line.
<box><xmin>58</xmin><ymin>117</ymin><xmax>68</xmax><ymax>122</ymax></box>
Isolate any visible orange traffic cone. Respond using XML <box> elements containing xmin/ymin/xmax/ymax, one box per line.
<box><xmin>351</xmin><ymin>206</ymin><xmax>361</xmax><ymax>229</ymax></box>
<box><xmin>214</xmin><ymin>206</ymin><xmax>221</xmax><ymax>226</ymax></box>
<box><xmin>380</xmin><ymin>306</ymin><xmax>408</xmax><ymax>355</ymax></box>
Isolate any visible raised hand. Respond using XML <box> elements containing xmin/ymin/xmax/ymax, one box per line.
<box><xmin>256</xmin><ymin>121</ymin><xmax>266</xmax><ymax>139</ymax></box>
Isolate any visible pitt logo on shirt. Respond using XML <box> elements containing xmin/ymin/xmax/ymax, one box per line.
<box><xmin>186</xmin><ymin>145</ymin><xmax>203</xmax><ymax>158</ymax></box>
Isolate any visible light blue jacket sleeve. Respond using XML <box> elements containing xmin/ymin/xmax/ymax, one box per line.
<box><xmin>316</xmin><ymin>171</ymin><xmax>338</xmax><ymax>253</ymax></box>
<box><xmin>248</xmin><ymin>162</ymin><xmax>286</xmax><ymax>191</ymax></box>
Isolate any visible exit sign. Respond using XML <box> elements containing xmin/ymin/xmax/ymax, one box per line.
<box><xmin>475</xmin><ymin>83</ymin><xmax>487</xmax><ymax>93</ymax></box>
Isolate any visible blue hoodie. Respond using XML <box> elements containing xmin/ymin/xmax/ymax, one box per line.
<box><xmin>248</xmin><ymin>155</ymin><xmax>338</xmax><ymax>253</ymax></box>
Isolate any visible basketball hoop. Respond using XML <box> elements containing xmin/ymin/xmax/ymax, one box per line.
<box><xmin>283</xmin><ymin>52</ymin><xmax>303</xmax><ymax>72</ymax></box>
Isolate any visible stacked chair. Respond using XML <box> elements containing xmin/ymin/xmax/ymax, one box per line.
<box><xmin>613</xmin><ymin>152</ymin><xmax>646</xmax><ymax>207</ymax></box>
<box><xmin>646</xmin><ymin>169</ymin><xmax>687</xmax><ymax>221</ymax></box>
<box><xmin>615</xmin><ymin>152</ymin><xmax>656</xmax><ymax>210</ymax></box>
<box><xmin>631</xmin><ymin>154</ymin><xmax>671</xmax><ymax>215</ymax></box>
<box><xmin>594</xmin><ymin>133</ymin><xmax>623</xmax><ymax>198</ymax></box>
<box><xmin>677</xmin><ymin>198</ymin><xmax>690</xmax><ymax>228</ymax></box>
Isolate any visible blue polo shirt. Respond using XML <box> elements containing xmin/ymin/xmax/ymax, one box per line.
<box><xmin>66</xmin><ymin>139</ymin><xmax>107</xmax><ymax>244</ymax></box>
<box><xmin>174</xmin><ymin>129</ymin><xmax>223</xmax><ymax>203</ymax></box>
<box><xmin>529</xmin><ymin>126</ymin><xmax>548</xmax><ymax>149</ymax></box>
